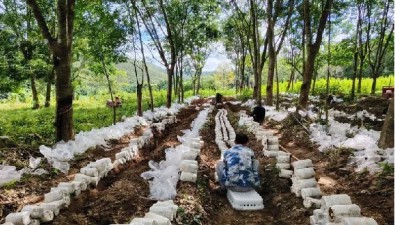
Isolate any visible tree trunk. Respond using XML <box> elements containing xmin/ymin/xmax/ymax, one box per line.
<box><xmin>240</xmin><ymin>53</ymin><xmax>246</xmax><ymax>91</ymax></box>
<box><xmin>298</xmin><ymin>0</ymin><xmax>332</xmax><ymax>109</ymax></box>
<box><xmin>371</xmin><ymin>71</ymin><xmax>378</xmax><ymax>94</ymax></box>
<box><xmin>378</xmin><ymin>98</ymin><xmax>394</xmax><ymax>148</ymax></box>
<box><xmin>351</xmin><ymin>50</ymin><xmax>358</xmax><ymax>101</ymax></box>
<box><xmin>54</xmin><ymin>51</ymin><xmax>74</xmax><ymax>141</ymax></box>
<box><xmin>174</xmin><ymin>64</ymin><xmax>179</xmax><ymax>98</ymax></box>
<box><xmin>132</xmin><ymin>53</ymin><xmax>143</xmax><ymax>116</ymax></box>
<box><xmin>286</xmin><ymin>69</ymin><xmax>294</xmax><ymax>92</ymax></box>
<box><xmin>266</xmin><ymin>0</ymin><xmax>275</xmax><ymax>106</ymax></box>
<box><xmin>166</xmin><ymin>67</ymin><xmax>173</xmax><ymax>108</ymax></box>
<box><xmin>192</xmin><ymin>75</ymin><xmax>196</xmax><ymax>95</ymax></box>
<box><xmin>136</xmin><ymin>84</ymin><xmax>143</xmax><ymax>116</ymax></box>
<box><xmin>250</xmin><ymin>0</ymin><xmax>262</xmax><ymax>103</ymax></box>
<box><xmin>325</xmin><ymin>14</ymin><xmax>331</xmax><ymax>125</ymax></box>
<box><xmin>30</xmin><ymin>72</ymin><xmax>40</xmax><ymax>109</ymax></box>
<box><xmin>197</xmin><ymin>70</ymin><xmax>201</xmax><ymax>95</ymax></box>
<box><xmin>299</xmin><ymin>49</ymin><xmax>319</xmax><ymax>108</ymax></box>
<box><xmin>134</xmin><ymin>7</ymin><xmax>153</xmax><ymax>112</ymax></box>
<box><xmin>45</xmin><ymin>66</ymin><xmax>54</xmax><ymax>107</ymax></box>
<box><xmin>311</xmin><ymin>66</ymin><xmax>318</xmax><ymax>95</ymax></box>
<box><xmin>275</xmin><ymin>54</ymin><xmax>280</xmax><ymax>110</ymax></box>
<box><xmin>28</xmin><ymin>0</ymin><xmax>75</xmax><ymax>142</ymax></box>
<box><xmin>101</xmin><ymin>57</ymin><xmax>116</xmax><ymax>125</ymax></box>
<box><xmin>180</xmin><ymin>70</ymin><xmax>184</xmax><ymax>103</ymax></box>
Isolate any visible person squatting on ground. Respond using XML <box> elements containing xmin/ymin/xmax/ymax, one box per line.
<box><xmin>215</xmin><ymin>93</ymin><xmax>223</xmax><ymax>105</ymax></box>
<box><xmin>252</xmin><ymin>104</ymin><xmax>266</xmax><ymax>125</ymax></box>
<box><xmin>216</xmin><ymin>133</ymin><xmax>261</xmax><ymax>192</ymax></box>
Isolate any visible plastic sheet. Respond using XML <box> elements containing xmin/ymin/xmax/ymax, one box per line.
<box><xmin>37</xmin><ymin>97</ymin><xmax>194</xmax><ymax>173</ymax></box>
<box><xmin>0</xmin><ymin>165</ymin><xmax>23</xmax><ymax>187</ymax></box>
<box><xmin>29</xmin><ymin>157</ymin><xmax>42</xmax><ymax>169</ymax></box>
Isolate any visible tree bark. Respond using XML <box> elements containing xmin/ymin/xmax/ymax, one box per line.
<box><xmin>166</xmin><ymin>68</ymin><xmax>173</xmax><ymax>108</ymax></box>
<box><xmin>266</xmin><ymin>0</ymin><xmax>294</xmax><ymax>105</ymax></box>
<box><xmin>30</xmin><ymin>73</ymin><xmax>40</xmax><ymax>109</ymax></box>
<box><xmin>249</xmin><ymin>0</ymin><xmax>262</xmax><ymax>104</ymax></box>
<box><xmin>134</xmin><ymin>7</ymin><xmax>153</xmax><ymax>111</ymax></box>
<box><xmin>311</xmin><ymin>66</ymin><xmax>318</xmax><ymax>95</ymax></box>
<box><xmin>378</xmin><ymin>98</ymin><xmax>394</xmax><ymax>148</ymax></box>
<box><xmin>45</xmin><ymin>66</ymin><xmax>54</xmax><ymax>107</ymax></box>
<box><xmin>174</xmin><ymin>64</ymin><xmax>179</xmax><ymax>98</ymax></box>
<box><xmin>54</xmin><ymin>49</ymin><xmax>74</xmax><ymax>141</ymax></box>
<box><xmin>266</xmin><ymin>0</ymin><xmax>275</xmax><ymax>106</ymax></box>
<box><xmin>101</xmin><ymin>56</ymin><xmax>116</xmax><ymax>125</ymax></box>
<box><xmin>159</xmin><ymin>0</ymin><xmax>176</xmax><ymax>108</ymax></box>
<box><xmin>136</xmin><ymin>84</ymin><xmax>143</xmax><ymax>116</ymax></box>
<box><xmin>197</xmin><ymin>69</ymin><xmax>202</xmax><ymax>95</ymax></box>
<box><xmin>286</xmin><ymin>69</ymin><xmax>294</xmax><ymax>92</ymax></box>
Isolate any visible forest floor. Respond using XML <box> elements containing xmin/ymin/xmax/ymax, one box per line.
<box><xmin>0</xmin><ymin>96</ymin><xmax>393</xmax><ymax>225</ymax></box>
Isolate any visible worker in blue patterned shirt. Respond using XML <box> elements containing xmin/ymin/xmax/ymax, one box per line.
<box><xmin>216</xmin><ymin>133</ymin><xmax>261</xmax><ymax>192</ymax></box>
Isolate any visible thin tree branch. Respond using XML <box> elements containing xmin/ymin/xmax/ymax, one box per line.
<box><xmin>26</xmin><ymin>0</ymin><xmax>56</xmax><ymax>50</ymax></box>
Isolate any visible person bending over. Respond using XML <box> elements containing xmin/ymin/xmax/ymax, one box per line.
<box><xmin>252</xmin><ymin>104</ymin><xmax>266</xmax><ymax>125</ymax></box>
<box><xmin>216</xmin><ymin>133</ymin><xmax>260</xmax><ymax>192</ymax></box>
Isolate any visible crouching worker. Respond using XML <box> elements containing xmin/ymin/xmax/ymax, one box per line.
<box><xmin>215</xmin><ymin>93</ymin><xmax>223</xmax><ymax>105</ymax></box>
<box><xmin>252</xmin><ymin>104</ymin><xmax>266</xmax><ymax>125</ymax></box>
<box><xmin>216</xmin><ymin>133</ymin><xmax>260</xmax><ymax>192</ymax></box>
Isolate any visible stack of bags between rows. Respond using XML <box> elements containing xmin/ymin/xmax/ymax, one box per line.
<box><xmin>261</xmin><ymin>134</ymin><xmax>294</xmax><ymax>178</ymax></box>
<box><xmin>179</xmin><ymin>138</ymin><xmax>203</xmax><ymax>183</ymax></box>
<box><xmin>114</xmin><ymin>116</ymin><xmax>177</xmax><ymax>166</ymax></box>
<box><xmin>288</xmin><ymin>159</ymin><xmax>379</xmax><ymax>225</ymax></box>
<box><xmin>3</xmin><ymin>158</ymin><xmax>113</xmax><ymax>225</ymax></box>
<box><xmin>214</xmin><ymin>109</ymin><xmax>236</xmax><ymax>181</ymax></box>
<box><xmin>290</xmin><ymin>159</ymin><xmax>322</xmax><ymax>208</ymax></box>
<box><xmin>129</xmin><ymin>200</ymin><xmax>179</xmax><ymax>225</ymax></box>
<box><xmin>215</xmin><ymin>109</ymin><xmax>235</xmax><ymax>159</ymax></box>
<box><xmin>310</xmin><ymin>194</ymin><xmax>378</xmax><ymax>225</ymax></box>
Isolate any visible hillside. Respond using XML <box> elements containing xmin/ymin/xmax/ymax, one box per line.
<box><xmin>115</xmin><ymin>61</ymin><xmax>167</xmax><ymax>85</ymax></box>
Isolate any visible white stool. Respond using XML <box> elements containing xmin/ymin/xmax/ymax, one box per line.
<box><xmin>227</xmin><ymin>189</ymin><xmax>264</xmax><ymax>210</ymax></box>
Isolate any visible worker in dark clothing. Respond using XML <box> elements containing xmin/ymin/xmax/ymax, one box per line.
<box><xmin>215</xmin><ymin>93</ymin><xmax>223</xmax><ymax>105</ymax></box>
<box><xmin>252</xmin><ymin>104</ymin><xmax>266</xmax><ymax>125</ymax></box>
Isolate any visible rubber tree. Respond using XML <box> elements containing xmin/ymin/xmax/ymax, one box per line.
<box><xmin>298</xmin><ymin>0</ymin><xmax>333</xmax><ymax>109</ymax></box>
<box><xmin>0</xmin><ymin>29</ymin><xmax>25</xmax><ymax>93</ymax></box>
<box><xmin>223</xmin><ymin>13</ymin><xmax>249</xmax><ymax>93</ymax></box>
<box><xmin>183</xmin><ymin>0</ymin><xmax>219</xmax><ymax>96</ymax></box>
<box><xmin>27</xmin><ymin>0</ymin><xmax>75</xmax><ymax>141</ymax></box>
<box><xmin>230</xmin><ymin>0</ymin><xmax>268</xmax><ymax>103</ymax></box>
<box><xmin>130</xmin><ymin>3</ymin><xmax>154</xmax><ymax>111</ymax></box>
<box><xmin>2</xmin><ymin>0</ymin><xmax>50</xmax><ymax>109</ymax></box>
<box><xmin>134</xmin><ymin>0</ymin><xmax>177</xmax><ymax>108</ymax></box>
<box><xmin>366</xmin><ymin>0</ymin><xmax>394</xmax><ymax>94</ymax></box>
<box><xmin>266</xmin><ymin>0</ymin><xmax>294</xmax><ymax>106</ymax></box>
<box><xmin>78</xmin><ymin>1</ymin><xmax>128</xmax><ymax>124</ymax></box>
<box><xmin>284</xmin><ymin>22</ymin><xmax>303</xmax><ymax>93</ymax></box>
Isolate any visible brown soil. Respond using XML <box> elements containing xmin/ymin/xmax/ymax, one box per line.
<box><xmin>1</xmin><ymin>96</ymin><xmax>393</xmax><ymax>225</ymax></box>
